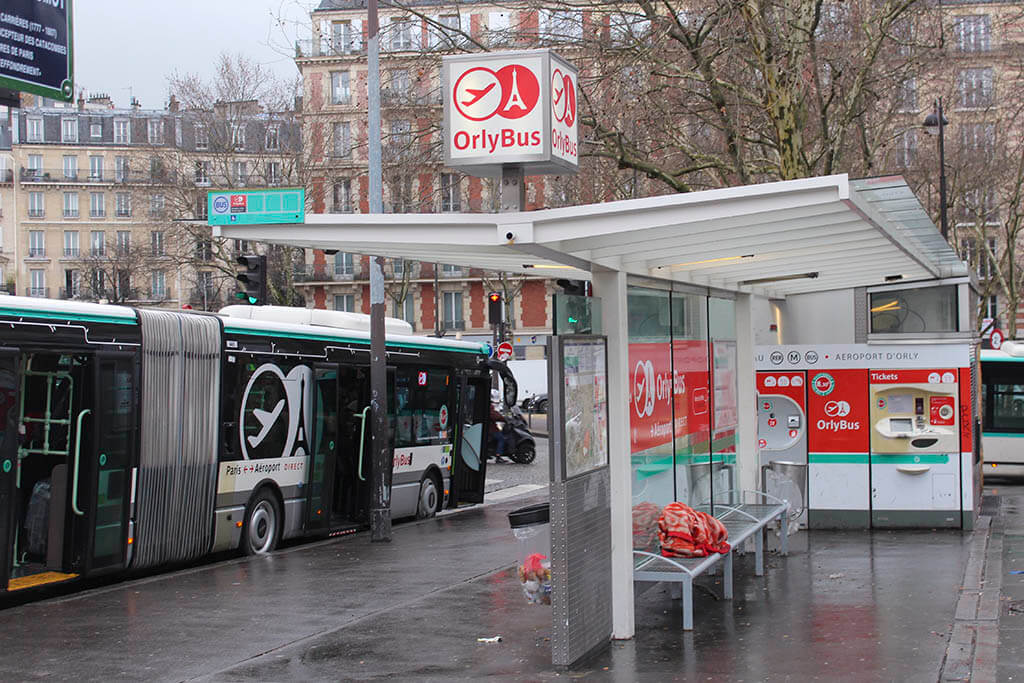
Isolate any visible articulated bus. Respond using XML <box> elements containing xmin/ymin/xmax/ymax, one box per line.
<box><xmin>0</xmin><ymin>297</ymin><xmax>495</xmax><ymax>594</ymax></box>
<box><xmin>981</xmin><ymin>346</ymin><xmax>1024</xmax><ymax>476</ymax></box>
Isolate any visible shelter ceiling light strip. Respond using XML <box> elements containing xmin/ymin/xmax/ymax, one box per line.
<box><xmin>663</xmin><ymin>254</ymin><xmax>755</xmax><ymax>269</ymax></box>
<box><xmin>522</xmin><ymin>264</ymin><xmax>578</xmax><ymax>269</ymax></box>
<box><xmin>738</xmin><ymin>271</ymin><xmax>819</xmax><ymax>286</ymax></box>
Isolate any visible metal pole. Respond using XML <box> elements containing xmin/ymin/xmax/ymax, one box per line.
<box><xmin>937</xmin><ymin>97</ymin><xmax>948</xmax><ymax>242</ymax></box>
<box><xmin>367</xmin><ymin>0</ymin><xmax>392</xmax><ymax>543</ymax></box>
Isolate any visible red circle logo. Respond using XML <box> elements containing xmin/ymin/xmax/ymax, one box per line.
<box><xmin>551</xmin><ymin>69</ymin><xmax>576</xmax><ymax>127</ymax></box>
<box><xmin>453</xmin><ymin>64</ymin><xmax>540</xmax><ymax>121</ymax></box>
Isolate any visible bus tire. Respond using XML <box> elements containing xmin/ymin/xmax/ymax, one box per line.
<box><xmin>416</xmin><ymin>472</ymin><xmax>441</xmax><ymax>520</ymax></box>
<box><xmin>242</xmin><ymin>488</ymin><xmax>281</xmax><ymax>555</ymax></box>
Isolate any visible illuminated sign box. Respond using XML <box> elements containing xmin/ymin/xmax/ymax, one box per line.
<box><xmin>207</xmin><ymin>188</ymin><xmax>305</xmax><ymax>226</ymax></box>
<box><xmin>442</xmin><ymin>49</ymin><xmax>578</xmax><ymax>177</ymax></box>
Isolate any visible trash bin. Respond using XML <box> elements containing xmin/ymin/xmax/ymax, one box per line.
<box><xmin>508</xmin><ymin>503</ymin><xmax>551</xmax><ymax>605</ymax></box>
<box><xmin>763</xmin><ymin>460</ymin><xmax>808</xmax><ymax>519</ymax></box>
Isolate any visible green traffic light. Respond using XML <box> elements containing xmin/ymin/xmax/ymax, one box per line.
<box><xmin>235</xmin><ymin>292</ymin><xmax>247</xmax><ymax>300</ymax></box>
<box><xmin>248</xmin><ymin>296</ymin><xmax>259</xmax><ymax>304</ymax></box>
<box><xmin>568</xmin><ymin>316</ymin><xmax>578</xmax><ymax>324</ymax></box>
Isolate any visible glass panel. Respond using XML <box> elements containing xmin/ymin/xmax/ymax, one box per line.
<box><xmin>307</xmin><ymin>368</ymin><xmax>338</xmax><ymax>529</ymax></box>
<box><xmin>671</xmin><ymin>292</ymin><xmax>710</xmax><ymax>510</ymax></box>
<box><xmin>869</xmin><ymin>285</ymin><xmax>958</xmax><ymax>333</ymax></box>
<box><xmin>93</xmin><ymin>358</ymin><xmax>133</xmax><ymax>569</ymax></box>
<box><xmin>709</xmin><ymin>297</ymin><xmax>738</xmax><ymax>505</ymax></box>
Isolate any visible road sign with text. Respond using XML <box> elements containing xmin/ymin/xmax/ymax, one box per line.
<box><xmin>207</xmin><ymin>188</ymin><xmax>304</xmax><ymax>226</ymax></box>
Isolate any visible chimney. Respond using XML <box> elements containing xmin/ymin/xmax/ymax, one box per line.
<box><xmin>167</xmin><ymin>94</ymin><xmax>179</xmax><ymax>113</ymax></box>
<box><xmin>77</xmin><ymin>90</ymin><xmax>85</xmax><ymax>111</ymax></box>
<box><xmin>131</xmin><ymin>97</ymin><xmax>140</xmax><ymax>110</ymax></box>
<box><xmin>87</xmin><ymin>92</ymin><xmax>113</xmax><ymax>108</ymax></box>
<box><xmin>294</xmin><ymin>95</ymin><xmax>303</xmax><ymax>113</ymax></box>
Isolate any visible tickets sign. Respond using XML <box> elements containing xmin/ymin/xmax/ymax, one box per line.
<box><xmin>443</xmin><ymin>49</ymin><xmax>578</xmax><ymax>176</ymax></box>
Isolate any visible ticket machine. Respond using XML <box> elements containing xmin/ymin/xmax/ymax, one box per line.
<box><xmin>869</xmin><ymin>369</ymin><xmax>961</xmax><ymax>527</ymax></box>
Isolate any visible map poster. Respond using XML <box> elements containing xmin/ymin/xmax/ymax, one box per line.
<box><xmin>561</xmin><ymin>337</ymin><xmax>609</xmax><ymax>479</ymax></box>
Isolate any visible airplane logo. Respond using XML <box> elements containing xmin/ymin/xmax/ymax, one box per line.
<box><xmin>249</xmin><ymin>400</ymin><xmax>285</xmax><ymax>448</ymax></box>
<box><xmin>461</xmin><ymin>82</ymin><xmax>495</xmax><ymax>107</ymax></box>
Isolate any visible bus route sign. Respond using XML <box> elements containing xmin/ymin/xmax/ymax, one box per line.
<box><xmin>207</xmin><ymin>188</ymin><xmax>305</xmax><ymax>226</ymax></box>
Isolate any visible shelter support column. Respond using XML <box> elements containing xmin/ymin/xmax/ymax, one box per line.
<box><xmin>592</xmin><ymin>268</ymin><xmax>634</xmax><ymax>640</ymax></box>
<box><xmin>735</xmin><ymin>293</ymin><xmax>759</xmax><ymax>492</ymax></box>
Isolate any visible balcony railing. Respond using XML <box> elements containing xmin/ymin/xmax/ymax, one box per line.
<box><xmin>26</xmin><ymin>287</ymin><xmax>49</xmax><ymax>298</ymax></box>
<box><xmin>28</xmin><ymin>208</ymin><xmax>44</xmax><ymax>218</ymax></box>
<box><xmin>91</xmin><ymin>209</ymin><xmax>105</xmax><ymax>218</ymax></box>
<box><xmin>63</xmin><ymin>209</ymin><xmax>79</xmax><ymax>218</ymax></box>
<box><xmin>21</xmin><ymin>166</ymin><xmax>172</xmax><ymax>185</ymax></box>
<box><xmin>292</xmin><ymin>264</ymin><xmax>363</xmax><ymax>283</ymax></box>
<box><xmin>28</xmin><ymin>247</ymin><xmax>45</xmax><ymax>258</ymax></box>
<box><xmin>442</xmin><ymin>319</ymin><xmax>466</xmax><ymax>331</ymax></box>
<box><xmin>63</xmin><ymin>248</ymin><xmax>80</xmax><ymax>257</ymax></box>
<box><xmin>189</xmin><ymin>288</ymin><xmax>221</xmax><ymax>307</ymax></box>
<box><xmin>59</xmin><ymin>287</ymin><xmax>82</xmax><ymax>299</ymax></box>
<box><xmin>295</xmin><ymin>38</ymin><xmax>366</xmax><ymax>58</ymax></box>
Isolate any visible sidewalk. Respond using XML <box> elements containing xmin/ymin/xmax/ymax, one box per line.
<box><xmin>202</xmin><ymin>499</ymin><xmax>980</xmax><ymax>682</ymax></box>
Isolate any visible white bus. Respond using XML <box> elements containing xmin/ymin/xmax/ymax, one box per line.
<box><xmin>981</xmin><ymin>345</ymin><xmax>1024</xmax><ymax>475</ymax></box>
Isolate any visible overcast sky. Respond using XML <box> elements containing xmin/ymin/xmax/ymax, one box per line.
<box><xmin>75</xmin><ymin>0</ymin><xmax>315</xmax><ymax>109</ymax></box>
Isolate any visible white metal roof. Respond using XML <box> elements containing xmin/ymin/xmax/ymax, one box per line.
<box><xmin>214</xmin><ymin>174</ymin><xmax>966</xmax><ymax>298</ymax></box>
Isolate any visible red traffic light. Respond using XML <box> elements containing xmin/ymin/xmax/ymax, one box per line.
<box><xmin>489</xmin><ymin>292</ymin><xmax>501</xmax><ymax>303</ymax></box>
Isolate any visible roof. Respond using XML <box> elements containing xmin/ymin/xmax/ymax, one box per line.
<box><xmin>215</xmin><ymin>174</ymin><xmax>967</xmax><ymax>298</ymax></box>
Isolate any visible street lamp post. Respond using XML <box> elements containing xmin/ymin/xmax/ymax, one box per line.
<box><xmin>923</xmin><ymin>98</ymin><xmax>950</xmax><ymax>241</ymax></box>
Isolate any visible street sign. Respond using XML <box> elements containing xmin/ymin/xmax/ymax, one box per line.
<box><xmin>443</xmin><ymin>49</ymin><xmax>578</xmax><ymax>177</ymax></box>
<box><xmin>496</xmin><ymin>341</ymin><xmax>514</xmax><ymax>361</ymax></box>
<box><xmin>991</xmin><ymin>328</ymin><xmax>1004</xmax><ymax>350</ymax></box>
<box><xmin>0</xmin><ymin>0</ymin><xmax>74</xmax><ymax>101</ymax></box>
<box><xmin>207</xmin><ymin>188</ymin><xmax>304</xmax><ymax>226</ymax></box>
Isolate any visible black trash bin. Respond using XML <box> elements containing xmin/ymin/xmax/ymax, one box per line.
<box><xmin>508</xmin><ymin>503</ymin><xmax>551</xmax><ymax>605</ymax></box>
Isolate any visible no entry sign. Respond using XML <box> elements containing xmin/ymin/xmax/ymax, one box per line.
<box><xmin>496</xmin><ymin>341</ymin><xmax>514</xmax><ymax>361</ymax></box>
<box><xmin>443</xmin><ymin>49</ymin><xmax>578</xmax><ymax>176</ymax></box>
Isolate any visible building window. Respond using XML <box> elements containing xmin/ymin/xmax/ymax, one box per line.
<box><xmin>390</xmin><ymin>119</ymin><xmax>411</xmax><ymax>147</ymax></box>
<box><xmin>195</xmin><ymin>160</ymin><xmax>210</xmax><ymax>185</ymax></box>
<box><xmin>441</xmin><ymin>263</ymin><xmax>462</xmax><ymax>277</ymax></box>
<box><xmin>333</xmin><ymin>179</ymin><xmax>352</xmax><ymax>213</ymax></box>
<box><xmin>393</xmin><ymin>294</ymin><xmax>415</xmax><ymax>326</ymax></box>
<box><xmin>151</xmin><ymin>230</ymin><xmax>165</xmax><ymax>256</ymax></box>
<box><xmin>334</xmin><ymin>252</ymin><xmax>354</xmax><ymax>276</ymax></box>
<box><xmin>231</xmin><ymin>124</ymin><xmax>245</xmax><ymax>149</ymax></box>
<box><xmin>984</xmin><ymin>295</ymin><xmax>998</xmax><ymax>322</ymax></box>
<box><xmin>115</xmin><ymin>192</ymin><xmax>131</xmax><ymax>217</ymax></box>
<box><xmin>114</xmin><ymin>118</ymin><xmax>130</xmax><ymax>144</ymax></box>
<box><xmin>27</xmin><ymin>117</ymin><xmax>43</xmax><ymax>142</ymax></box>
<box><xmin>115</xmin><ymin>156</ymin><xmax>129</xmax><ymax>182</ymax></box>
<box><xmin>61</xmin><ymin>117</ymin><xmax>78</xmax><ymax>143</ymax></box>
<box><xmin>28</xmin><ymin>192</ymin><xmax>44</xmax><ymax>218</ymax></box>
<box><xmin>390</xmin><ymin>69</ymin><xmax>411</xmax><ymax>98</ymax></box>
<box><xmin>150</xmin><ymin>157</ymin><xmax>165</xmax><ymax>181</ymax></box>
<box><xmin>195</xmin><ymin>124</ymin><xmax>208</xmax><ymax>150</ymax></box>
<box><xmin>149</xmin><ymin>194</ymin><xmax>165</xmax><ymax>216</ymax></box>
<box><xmin>441</xmin><ymin>173</ymin><xmax>461</xmax><ymax>212</ymax></box>
<box><xmin>331</xmin><ymin>71</ymin><xmax>352</xmax><ymax>105</ymax></box>
<box><xmin>233</xmin><ymin>239</ymin><xmax>250</xmax><ymax>255</ymax></box>
<box><xmin>63</xmin><ymin>230</ymin><xmax>79</xmax><ymax>257</ymax></box>
<box><xmin>334</xmin><ymin>293</ymin><xmax>355</xmax><ymax>312</ymax></box>
<box><xmin>389</xmin><ymin>17</ymin><xmax>415</xmax><ymax>51</ymax></box>
<box><xmin>175</xmin><ymin>119</ymin><xmax>182</xmax><ymax>147</ymax></box>
<box><xmin>148</xmin><ymin>118</ymin><xmax>164</xmax><ymax>144</ymax></box>
<box><xmin>30</xmin><ymin>270</ymin><xmax>45</xmax><ymax>298</ymax></box>
<box><xmin>442</xmin><ymin>291</ymin><xmax>463</xmax><ymax>329</ymax></box>
<box><xmin>265</xmin><ymin>125</ymin><xmax>279</xmax><ymax>150</ymax></box>
<box><xmin>64</xmin><ymin>269</ymin><xmax>81</xmax><ymax>298</ymax></box>
<box><xmin>151</xmin><ymin>270</ymin><xmax>167</xmax><ymax>298</ymax></box>
<box><xmin>541</xmin><ymin>9</ymin><xmax>583</xmax><ymax>42</ymax></box>
<box><xmin>896</xmin><ymin>77</ymin><xmax>917</xmax><ymax>113</ymax></box>
<box><xmin>116</xmin><ymin>230</ymin><xmax>131</xmax><ymax>256</ymax></box>
<box><xmin>389</xmin><ymin>175</ymin><xmax>413</xmax><ymax>213</ymax></box>
<box><xmin>63</xmin><ymin>192</ymin><xmax>79</xmax><ymax>218</ymax></box>
<box><xmin>63</xmin><ymin>155</ymin><xmax>78</xmax><ymax>179</ymax></box>
<box><xmin>91</xmin><ymin>230</ymin><xmax>105</xmax><ymax>256</ymax></box>
<box><xmin>89</xmin><ymin>155</ymin><xmax>103</xmax><ymax>181</ymax></box>
<box><xmin>232</xmin><ymin>161</ymin><xmax>248</xmax><ymax>185</ymax></box>
<box><xmin>870</xmin><ymin>285</ymin><xmax>958</xmax><ymax>333</ymax></box>
<box><xmin>27</xmin><ymin>153</ymin><xmax>42</xmax><ymax>175</ymax></box>
<box><xmin>29</xmin><ymin>230</ymin><xmax>45</xmax><ymax>258</ymax></box>
<box><xmin>955</xmin><ymin>15</ymin><xmax>990</xmax><ymax>52</ymax></box>
<box><xmin>333</xmin><ymin>121</ymin><xmax>351</xmax><ymax>157</ymax></box>
<box><xmin>196</xmin><ymin>238</ymin><xmax>213</xmax><ymax>262</ymax></box>
<box><xmin>195</xmin><ymin>195</ymin><xmax>208</xmax><ymax>220</ymax></box>
<box><xmin>90</xmin><ymin>120</ymin><xmax>102</xmax><ymax>138</ymax></box>
<box><xmin>979</xmin><ymin>238</ymin><xmax>998</xmax><ymax>279</ymax></box>
<box><xmin>960</xmin><ymin>188</ymin><xmax>998</xmax><ymax>224</ymax></box>
<box><xmin>393</xmin><ymin>257</ymin><xmax>406</xmax><ymax>276</ymax></box>
<box><xmin>266</xmin><ymin>161</ymin><xmax>281</xmax><ymax>185</ymax></box>
<box><xmin>897</xmin><ymin>129</ymin><xmax>918</xmax><ymax>167</ymax></box>
<box><xmin>90</xmin><ymin>192</ymin><xmax>105</xmax><ymax>218</ymax></box>
<box><xmin>430</xmin><ymin>14</ymin><xmax>461</xmax><ymax>48</ymax></box>
<box><xmin>961</xmin><ymin>123</ymin><xmax>996</xmax><ymax>158</ymax></box>
<box><xmin>958</xmin><ymin>68</ymin><xmax>993</xmax><ymax>109</ymax></box>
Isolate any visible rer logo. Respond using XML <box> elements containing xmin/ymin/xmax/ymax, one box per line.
<box><xmin>453</xmin><ymin>64</ymin><xmax>540</xmax><ymax>121</ymax></box>
<box><xmin>812</xmin><ymin>372</ymin><xmax>836</xmax><ymax>397</ymax></box>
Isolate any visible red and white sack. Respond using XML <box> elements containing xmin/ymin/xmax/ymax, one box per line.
<box><xmin>632</xmin><ymin>502</ymin><xmax>662</xmax><ymax>552</ymax></box>
<box><xmin>657</xmin><ymin>501</ymin><xmax>731</xmax><ymax>558</ymax></box>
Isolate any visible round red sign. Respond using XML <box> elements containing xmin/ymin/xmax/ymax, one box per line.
<box><xmin>496</xmin><ymin>341</ymin><xmax>514</xmax><ymax>361</ymax></box>
<box><xmin>453</xmin><ymin>64</ymin><xmax>539</xmax><ymax>122</ymax></box>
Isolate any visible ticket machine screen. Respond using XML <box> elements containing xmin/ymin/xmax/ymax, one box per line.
<box><xmin>890</xmin><ymin>418</ymin><xmax>913</xmax><ymax>434</ymax></box>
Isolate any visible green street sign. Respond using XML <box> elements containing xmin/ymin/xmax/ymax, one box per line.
<box><xmin>207</xmin><ymin>188</ymin><xmax>305</xmax><ymax>226</ymax></box>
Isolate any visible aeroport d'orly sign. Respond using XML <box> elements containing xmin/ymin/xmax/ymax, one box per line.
<box><xmin>442</xmin><ymin>49</ymin><xmax>578</xmax><ymax>176</ymax></box>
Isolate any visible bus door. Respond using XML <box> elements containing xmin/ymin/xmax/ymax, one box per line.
<box><xmin>451</xmin><ymin>375</ymin><xmax>489</xmax><ymax>505</ymax></box>
<box><xmin>76</xmin><ymin>353</ymin><xmax>136</xmax><ymax>575</ymax></box>
<box><xmin>0</xmin><ymin>349</ymin><xmax>19</xmax><ymax>590</ymax></box>
<box><xmin>305</xmin><ymin>365</ymin><xmax>338</xmax><ymax>532</ymax></box>
<box><xmin>335</xmin><ymin>364</ymin><xmax>371</xmax><ymax>524</ymax></box>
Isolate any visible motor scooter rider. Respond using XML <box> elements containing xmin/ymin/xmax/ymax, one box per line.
<box><xmin>489</xmin><ymin>391</ymin><xmax>508</xmax><ymax>463</ymax></box>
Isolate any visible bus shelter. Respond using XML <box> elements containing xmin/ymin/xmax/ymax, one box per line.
<box><xmin>215</xmin><ymin>173</ymin><xmax>967</xmax><ymax>641</ymax></box>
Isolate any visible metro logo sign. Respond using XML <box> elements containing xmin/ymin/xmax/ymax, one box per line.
<box><xmin>443</xmin><ymin>49</ymin><xmax>578</xmax><ymax>176</ymax></box>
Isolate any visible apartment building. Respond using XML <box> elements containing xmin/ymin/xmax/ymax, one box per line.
<box><xmin>8</xmin><ymin>93</ymin><xmax>301</xmax><ymax>309</ymax></box>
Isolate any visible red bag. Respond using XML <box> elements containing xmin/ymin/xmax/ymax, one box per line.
<box><xmin>657</xmin><ymin>501</ymin><xmax>731</xmax><ymax>558</ymax></box>
<box><xmin>632</xmin><ymin>502</ymin><xmax>662</xmax><ymax>552</ymax></box>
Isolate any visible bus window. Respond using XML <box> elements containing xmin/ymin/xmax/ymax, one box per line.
<box><xmin>394</xmin><ymin>368</ymin><xmax>452</xmax><ymax>447</ymax></box>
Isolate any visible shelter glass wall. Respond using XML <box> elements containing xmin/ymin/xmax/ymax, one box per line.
<box><xmin>628</xmin><ymin>285</ymin><xmax>732</xmax><ymax>551</ymax></box>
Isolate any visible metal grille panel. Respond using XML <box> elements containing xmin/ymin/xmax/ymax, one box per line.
<box><xmin>133</xmin><ymin>310</ymin><xmax>221</xmax><ymax>568</ymax></box>
<box><xmin>550</xmin><ymin>467</ymin><xmax>612</xmax><ymax>668</ymax></box>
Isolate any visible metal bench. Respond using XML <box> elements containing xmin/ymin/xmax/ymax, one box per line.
<box><xmin>632</xmin><ymin>490</ymin><xmax>790</xmax><ymax>630</ymax></box>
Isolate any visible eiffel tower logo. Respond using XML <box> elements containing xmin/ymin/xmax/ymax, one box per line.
<box><xmin>503</xmin><ymin>66</ymin><xmax>528</xmax><ymax>114</ymax></box>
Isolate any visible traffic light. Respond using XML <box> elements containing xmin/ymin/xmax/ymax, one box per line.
<box><xmin>488</xmin><ymin>292</ymin><xmax>503</xmax><ymax>325</ymax></box>
<box><xmin>236</xmin><ymin>254</ymin><xmax>267</xmax><ymax>305</ymax></box>
<box><xmin>556</xmin><ymin>279</ymin><xmax>587</xmax><ymax>296</ymax></box>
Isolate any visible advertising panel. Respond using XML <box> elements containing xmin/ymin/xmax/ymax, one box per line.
<box><xmin>628</xmin><ymin>340</ymin><xmax>712</xmax><ymax>455</ymax></box>
<box><xmin>805</xmin><ymin>369</ymin><xmax>870</xmax><ymax>454</ymax></box>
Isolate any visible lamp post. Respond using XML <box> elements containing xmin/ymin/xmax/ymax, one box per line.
<box><xmin>923</xmin><ymin>98</ymin><xmax>950</xmax><ymax>241</ymax></box>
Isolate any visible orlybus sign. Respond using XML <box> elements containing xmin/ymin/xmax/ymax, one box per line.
<box><xmin>443</xmin><ymin>49</ymin><xmax>578</xmax><ymax>176</ymax></box>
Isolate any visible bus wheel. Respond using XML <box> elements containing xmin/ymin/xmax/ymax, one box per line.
<box><xmin>242</xmin><ymin>489</ymin><xmax>281</xmax><ymax>555</ymax></box>
<box><xmin>416</xmin><ymin>473</ymin><xmax>441</xmax><ymax>520</ymax></box>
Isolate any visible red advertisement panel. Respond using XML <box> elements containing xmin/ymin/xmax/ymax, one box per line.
<box><xmin>959</xmin><ymin>367</ymin><xmax>973</xmax><ymax>452</ymax></box>
<box><xmin>675</xmin><ymin>339</ymin><xmax>710</xmax><ymax>453</ymax></box>
<box><xmin>806</xmin><ymin>368</ymin><xmax>870</xmax><ymax>454</ymax></box>
<box><xmin>868</xmin><ymin>369</ymin><xmax>958</xmax><ymax>384</ymax></box>
<box><xmin>629</xmin><ymin>341</ymin><xmax>713</xmax><ymax>455</ymax></box>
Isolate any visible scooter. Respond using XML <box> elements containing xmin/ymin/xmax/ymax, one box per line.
<box><xmin>487</xmin><ymin>405</ymin><xmax>537</xmax><ymax>464</ymax></box>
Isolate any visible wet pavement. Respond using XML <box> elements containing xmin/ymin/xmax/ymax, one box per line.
<box><xmin>988</xmin><ymin>478</ymin><xmax>1024</xmax><ymax>682</ymax></box>
<box><xmin>1</xmin><ymin>485</ymin><xmax>1015</xmax><ymax>681</ymax></box>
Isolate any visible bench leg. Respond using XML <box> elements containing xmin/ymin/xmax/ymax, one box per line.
<box><xmin>669</xmin><ymin>581</ymin><xmax>682</xmax><ymax>600</ymax></box>
<box><xmin>723</xmin><ymin>552</ymin><xmax>733</xmax><ymax>600</ymax></box>
<box><xmin>780</xmin><ymin>514</ymin><xmax>789</xmax><ymax>556</ymax></box>
<box><xmin>755</xmin><ymin>528</ymin><xmax>765</xmax><ymax>576</ymax></box>
<box><xmin>682</xmin><ymin>575</ymin><xmax>694</xmax><ymax>630</ymax></box>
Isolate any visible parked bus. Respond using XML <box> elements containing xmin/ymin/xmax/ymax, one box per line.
<box><xmin>980</xmin><ymin>346</ymin><xmax>1024</xmax><ymax>475</ymax></box>
<box><xmin>0</xmin><ymin>298</ymin><xmax>495</xmax><ymax>594</ymax></box>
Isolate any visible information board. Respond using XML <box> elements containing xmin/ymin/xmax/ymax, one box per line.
<box><xmin>0</xmin><ymin>0</ymin><xmax>73</xmax><ymax>101</ymax></box>
<box><xmin>207</xmin><ymin>188</ymin><xmax>304</xmax><ymax>226</ymax></box>
<box><xmin>560</xmin><ymin>336</ymin><xmax>609</xmax><ymax>479</ymax></box>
